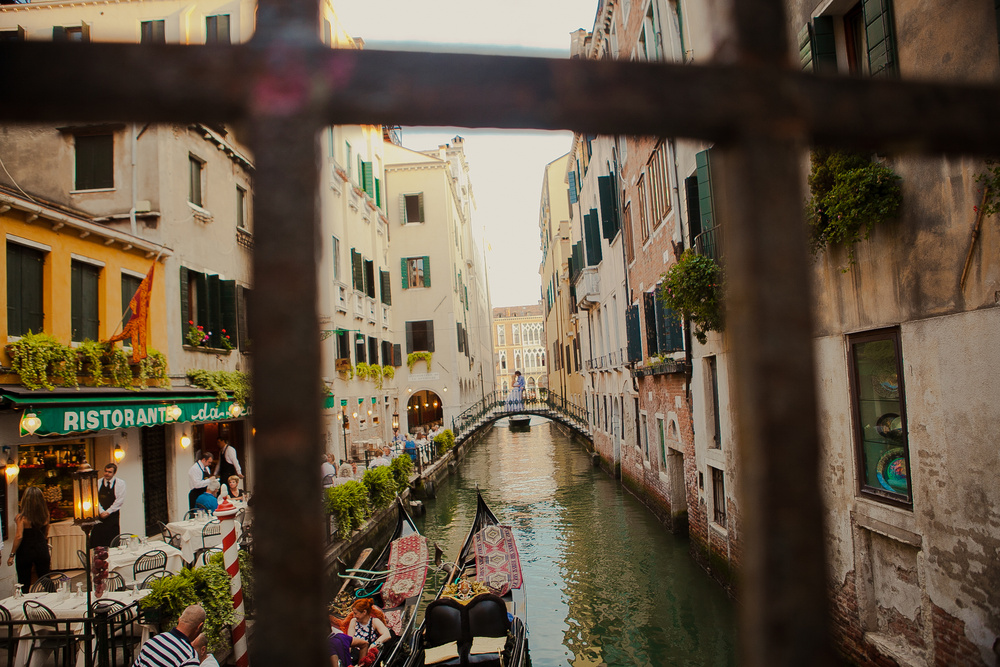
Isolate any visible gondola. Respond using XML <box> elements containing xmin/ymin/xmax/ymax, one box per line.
<box><xmin>508</xmin><ymin>415</ymin><xmax>531</xmax><ymax>432</ymax></box>
<box><xmin>331</xmin><ymin>497</ymin><xmax>430</xmax><ymax>667</ymax></box>
<box><xmin>403</xmin><ymin>490</ymin><xmax>529</xmax><ymax>667</ymax></box>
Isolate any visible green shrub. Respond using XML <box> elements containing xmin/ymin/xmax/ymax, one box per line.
<box><xmin>434</xmin><ymin>429</ymin><xmax>455</xmax><ymax>456</ymax></box>
<box><xmin>324</xmin><ymin>480</ymin><xmax>369</xmax><ymax>538</ymax></box>
<box><xmin>389</xmin><ymin>454</ymin><xmax>413</xmax><ymax>494</ymax></box>
<box><xmin>363</xmin><ymin>466</ymin><xmax>396</xmax><ymax>511</ymax></box>
<box><xmin>8</xmin><ymin>332</ymin><xmax>79</xmax><ymax>390</ymax></box>
<box><xmin>659</xmin><ymin>250</ymin><xmax>723</xmax><ymax>345</ymax></box>
<box><xmin>807</xmin><ymin>149</ymin><xmax>902</xmax><ymax>268</ymax></box>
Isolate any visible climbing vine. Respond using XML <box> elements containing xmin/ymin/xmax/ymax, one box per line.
<box><xmin>186</xmin><ymin>369</ymin><xmax>252</xmax><ymax>406</ymax></box>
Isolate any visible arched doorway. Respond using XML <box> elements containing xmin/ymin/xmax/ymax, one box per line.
<box><xmin>406</xmin><ymin>390</ymin><xmax>443</xmax><ymax>433</ymax></box>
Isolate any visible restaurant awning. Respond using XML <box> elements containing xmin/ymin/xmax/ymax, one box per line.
<box><xmin>0</xmin><ymin>385</ymin><xmax>248</xmax><ymax>436</ymax></box>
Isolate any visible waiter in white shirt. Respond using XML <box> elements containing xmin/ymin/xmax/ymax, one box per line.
<box><xmin>188</xmin><ymin>451</ymin><xmax>216</xmax><ymax>510</ymax></box>
<box><xmin>91</xmin><ymin>463</ymin><xmax>126</xmax><ymax>548</ymax></box>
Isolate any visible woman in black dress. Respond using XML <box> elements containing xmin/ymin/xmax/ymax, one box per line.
<box><xmin>6</xmin><ymin>486</ymin><xmax>51</xmax><ymax>589</ymax></box>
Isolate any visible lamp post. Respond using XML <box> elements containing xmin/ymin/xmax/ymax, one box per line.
<box><xmin>73</xmin><ymin>463</ymin><xmax>101</xmax><ymax>667</ymax></box>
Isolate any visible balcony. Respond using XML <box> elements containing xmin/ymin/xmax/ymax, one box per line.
<box><xmin>352</xmin><ymin>293</ymin><xmax>364</xmax><ymax>320</ymax></box>
<box><xmin>694</xmin><ymin>226</ymin><xmax>724</xmax><ymax>264</ymax></box>
<box><xmin>575</xmin><ymin>268</ymin><xmax>600</xmax><ymax>309</ymax></box>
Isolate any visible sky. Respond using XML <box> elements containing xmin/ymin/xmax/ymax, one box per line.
<box><xmin>332</xmin><ymin>1</ymin><xmax>600</xmax><ymax>307</ymax></box>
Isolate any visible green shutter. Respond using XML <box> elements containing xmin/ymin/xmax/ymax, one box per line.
<box><xmin>207</xmin><ymin>274</ymin><xmax>221</xmax><ymax>348</ymax></box>
<box><xmin>584</xmin><ymin>210</ymin><xmax>603</xmax><ymax>265</ymax></box>
<box><xmin>422</xmin><ymin>256</ymin><xmax>431</xmax><ymax>287</ymax></box>
<box><xmin>351</xmin><ymin>249</ymin><xmax>363</xmax><ymax>291</ymax></box>
<box><xmin>375</xmin><ymin>177</ymin><xmax>381</xmax><ymax>209</ymax></box>
<box><xmin>863</xmin><ymin>0</ymin><xmax>898</xmax><ymax>77</ymax></box>
<box><xmin>221</xmin><ymin>280</ymin><xmax>237</xmax><ymax>348</ymax></box>
<box><xmin>179</xmin><ymin>266</ymin><xmax>190</xmax><ymax>331</ymax></box>
<box><xmin>798</xmin><ymin>23</ymin><xmax>814</xmax><ymax>72</ymax></box>
<box><xmin>568</xmin><ymin>171</ymin><xmax>579</xmax><ymax>204</ymax></box>
<box><xmin>400</xmin><ymin>258</ymin><xmax>409</xmax><ymax>290</ymax></box>
<box><xmin>380</xmin><ymin>270</ymin><xmax>392</xmax><ymax>305</ymax></box>
<box><xmin>362</xmin><ymin>162</ymin><xmax>373</xmax><ymax>196</ymax></box>
<box><xmin>598</xmin><ymin>175</ymin><xmax>619</xmax><ymax>240</ymax></box>
<box><xmin>418</xmin><ymin>193</ymin><xmax>425</xmax><ymax>222</ymax></box>
<box><xmin>813</xmin><ymin>17</ymin><xmax>837</xmax><ymax>73</ymax></box>
<box><xmin>696</xmin><ymin>149</ymin><xmax>714</xmax><ymax>234</ymax></box>
<box><xmin>71</xmin><ymin>263</ymin><xmax>84</xmax><ymax>341</ymax></box>
<box><xmin>237</xmin><ymin>285</ymin><xmax>249</xmax><ymax>351</ymax></box>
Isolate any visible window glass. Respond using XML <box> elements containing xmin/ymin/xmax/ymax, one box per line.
<box><xmin>331</xmin><ymin>236</ymin><xmax>340</xmax><ymax>281</ymax></box>
<box><xmin>140</xmin><ymin>20</ymin><xmax>165</xmax><ymax>44</ymax></box>
<box><xmin>189</xmin><ymin>155</ymin><xmax>203</xmax><ymax>206</ymax></box>
<box><xmin>206</xmin><ymin>14</ymin><xmax>231</xmax><ymax>45</ymax></box>
<box><xmin>849</xmin><ymin>331</ymin><xmax>910</xmax><ymax>503</ymax></box>
<box><xmin>75</xmin><ymin>134</ymin><xmax>113</xmax><ymax>191</ymax></box>
<box><xmin>405</xmin><ymin>257</ymin><xmax>426</xmax><ymax>288</ymax></box>
<box><xmin>712</xmin><ymin>467</ymin><xmax>726</xmax><ymax>527</ymax></box>
<box><xmin>237</xmin><ymin>186</ymin><xmax>247</xmax><ymax>229</ymax></box>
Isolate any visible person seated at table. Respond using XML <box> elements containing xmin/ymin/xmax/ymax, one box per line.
<box><xmin>322</xmin><ymin>454</ymin><xmax>337</xmax><ymax>487</ymax></box>
<box><xmin>338</xmin><ymin>461</ymin><xmax>354</xmax><ymax>479</ymax></box>
<box><xmin>348</xmin><ymin>598</ymin><xmax>391</xmax><ymax>667</ymax></box>
<box><xmin>195</xmin><ymin>479</ymin><xmax>221</xmax><ymax>513</ymax></box>
<box><xmin>221</xmin><ymin>475</ymin><xmax>246</xmax><ymax>501</ymax></box>
<box><xmin>7</xmin><ymin>486</ymin><xmax>50</xmax><ymax>590</ymax></box>
<box><xmin>368</xmin><ymin>449</ymin><xmax>391</xmax><ymax>469</ymax></box>
<box><xmin>404</xmin><ymin>435</ymin><xmax>417</xmax><ymax>464</ymax></box>
<box><xmin>132</xmin><ymin>603</ymin><xmax>204</xmax><ymax>667</ymax></box>
<box><xmin>329</xmin><ymin>611</ymin><xmax>368</xmax><ymax>667</ymax></box>
<box><xmin>192</xmin><ymin>633</ymin><xmax>220</xmax><ymax>667</ymax></box>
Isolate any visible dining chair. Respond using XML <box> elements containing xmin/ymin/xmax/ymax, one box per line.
<box><xmin>104</xmin><ymin>572</ymin><xmax>126</xmax><ymax>593</ymax></box>
<box><xmin>191</xmin><ymin>547</ymin><xmax>222</xmax><ymax>568</ymax></box>
<box><xmin>132</xmin><ymin>550</ymin><xmax>167</xmax><ymax>583</ymax></box>
<box><xmin>157</xmin><ymin>521</ymin><xmax>182</xmax><ymax>549</ymax></box>
<box><xmin>90</xmin><ymin>598</ymin><xmax>141</xmax><ymax>664</ymax></box>
<box><xmin>138</xmin><ymin>571</ymin><xmax>171</xmax><ymax>590</ymax></box>
<box><xmin>109</xmin><ymin>534</ymin><xmax>138</xmax><ymax>548</ymax></box>
<box><xmin>234</xmin><ymin>507</ymin><xmax>247</xmax><ymax>527</ymax></box>
<box><xmin>22</xmin><ymin>600</ymin><xmax>73</xmax><ymax>667</ymax></box>
<box><xmin>201</xmin><ymin>519</ymin><xmax>222</xmax><ymax>549</ymax></box>
<box><xmin>29</xmin><ymin>572</ymin><xmax>68</xmax><ymax>593</ymax></box>
<box><xmin>77</xmin><ymin>550</ymin><xmax>90</xmax><ymax>571</ymax></box>
<box><xmin>0</xmin><ymin>604</ymin><xmax>16</xmax><ymax>667</ymax></box>
<box><xmin>183</xmin><ymin>509</ymin><xmax>201</xmax><ymax>520</ymax></box>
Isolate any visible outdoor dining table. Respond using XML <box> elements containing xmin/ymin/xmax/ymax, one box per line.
<box><xmin>47</xmin><ymin>520</ymin><xmax>86</xmax><ymax>571</ymax></box>
<box><xmin>105</xmin><ymin>541</ymin><xmax>185</xmax><ymax>586</ymax></box>
<box><xmin>0</xmin><ymin>587</ymin><xmax>150</xmax><ymax>667</ymax></box>
<box><xmin>165</xmin><ymin>513</ymin><xmax>242</xmax><ymax>563</ymax></box>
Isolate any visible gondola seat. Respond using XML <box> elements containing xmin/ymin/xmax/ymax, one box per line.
<box><xmin>423</xmin><ymin>594</ymin><xmax>510</xmax><ymax>667</ymax></box>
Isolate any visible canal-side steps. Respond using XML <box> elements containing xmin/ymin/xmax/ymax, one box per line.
<box><xmin>451</xmin><ymin>389</ymin><xmax>592</xmax><ymax>446</ymax></box>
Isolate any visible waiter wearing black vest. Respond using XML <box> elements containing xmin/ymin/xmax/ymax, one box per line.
<box><xmin>91</xmin><ymin>463</ymin><xmax>126</xmax><ymax>548</ymax></box>
<box><xmin>188</xmin><ymin>451</ymin><xmax>216</xmax><ymax>510</ymax></box>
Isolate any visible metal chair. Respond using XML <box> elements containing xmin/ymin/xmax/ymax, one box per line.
<box><xmin>0</xmin><ymin>604</ymin><xmax>16</xmax><ymax>667</ymax></box>
<box><xmin>201</xmin><ymin>519</ymin><xmax>222</xmax><ymax>549</ymax></box>
<box><xmin>29</xmin><ymin>572</ymin><xmax>68</xmax><ymax>593</ymax></box>
<box><xmin>90</xmin><ymin>598</ymin><xmax>141</xmax><ymax>664</ymax></box>
<box><xmin>182</xmin><ymin>509</ymin><xmax>202</xmax><ymax>520</ymax></box>
<box><xmin>104</xmin><ymin>571</ymin><xmax>126</xmax><ymax>592</ymax></box>
<box><xmin>22</xmin><ymin>600</ymin><xmax>73</xmax><ymax>667</ymax></box>
<box><xmin>138</xmin><ymin>571</ymin><xmax>171</xmax><ymax>590</ymax></box>
<box><xmin>132</xmin><ymin>550</ymin><xmax>167</xmax><ymax>583</ymax></box>
<box><xmin>157</xmin><ymin>521</ymin><xmax>182</xmax><ymax>549</ymax></box>
<box><xmin>191</xmin><ymin>547</ymin><xmax>222</xmax><ymax>568</ymax></box>
<box><xmin>109</xmin><ymin>534</ymin><xmax>138</xmax><ymax>548</ymax></box>
<box><xmin>77</xmin><ymin>549</ymin><xmax>90</xmax><ymax>571</ymax></box>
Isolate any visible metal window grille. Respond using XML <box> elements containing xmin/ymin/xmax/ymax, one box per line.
<box><xmin>712</xmin><ymin>466</ymin><xmax>727</xmax><ymax>528</ymax></box>
<box><xmin>4</xmin><ymin>0</ymin><xmax>998</xmax><ymax>664</ymax></box>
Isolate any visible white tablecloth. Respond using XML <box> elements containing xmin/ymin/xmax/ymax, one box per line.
<box><xmin>0</xmin><ymin>588</ymin><xmax>150</xmax><ymax>667</ymax></box>
<box><xmin>105</xmin><ymin>543</ymin><xmax>184</xmax><ymax>586</ymax></box>
<box><xmin>165</xmin><ymin>516</ymin><xmax>241</xmax><ymax>563</ymax></box>
<box><xmin>47</xmin><ymin>520</ymin><xmax>86</xmax><ymax>571</ymax></box>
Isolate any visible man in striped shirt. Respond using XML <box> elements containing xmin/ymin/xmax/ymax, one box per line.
<box><xmin>132</xmin><ymin>604</ymin><xmax>205</xmax><ymax>667</ymax></box>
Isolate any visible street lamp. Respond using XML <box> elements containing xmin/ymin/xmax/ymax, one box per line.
<box><xmin>73</xmin><ymin>463</ymin><xmax>101</xmax><ymax>667</ymax></box>
<box><xmin>392</xmin><ymin>412</ymin><xmax>399</xmax><ymax>430</ymax></box>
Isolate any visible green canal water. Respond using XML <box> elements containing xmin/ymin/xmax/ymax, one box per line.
<box><xmin>414</xmin><ymin>417</ymin><xmax>737</xmax><ymax>667</ymax></box>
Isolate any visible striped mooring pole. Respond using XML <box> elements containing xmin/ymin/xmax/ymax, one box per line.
<box><xmin>215</xmin><ymin>497</ymin><xmax>249</xmax><ymax>667</ymax></box>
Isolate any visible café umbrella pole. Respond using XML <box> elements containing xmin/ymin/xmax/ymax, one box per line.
<box><xmin>215</xmin><ymin>498</ymin><xmax>249</xmax><ymax>667</ymax></box>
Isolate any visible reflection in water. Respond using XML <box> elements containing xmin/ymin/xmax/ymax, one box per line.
<box><xmin>416</xmin><ymin>418</ymin><xmax>736</xmax><ymax>667</ymax></box>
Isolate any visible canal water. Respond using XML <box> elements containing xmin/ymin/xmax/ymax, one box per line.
<box><xmin>414</xmin><ymin>417</ymin><xmax>737</xmax><ymax>666</ymax></box>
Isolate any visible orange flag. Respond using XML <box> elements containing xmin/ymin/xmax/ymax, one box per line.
<box><xmin>107</xmin><ymin>263</ymin><xmax>155</xmax><ymax>363</ymax></box>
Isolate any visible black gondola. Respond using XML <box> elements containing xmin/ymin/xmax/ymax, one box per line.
<box><xmin>508</xmin><ymin>415</ymin><xmax>531</xmax><ymax>432</ymax></box>
<box><xmin>332</xmin><ymin>497</ymin><xmax>429</xmax><ymax>667</ymax></box>
<box><xmin>403</xmin><ymin>490</ymin><xmax>529</xmax><ymax>667</ymax></box>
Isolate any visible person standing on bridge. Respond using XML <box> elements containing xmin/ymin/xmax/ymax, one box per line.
<box><xmin>507</xmin><ymin>370</ymin><xmax>525</xmax><ymax>412</ymax></box>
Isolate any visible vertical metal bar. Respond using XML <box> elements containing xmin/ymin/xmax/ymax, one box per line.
<box><xmin>719</xmin><ymin>1</ymin><xmax>836</xmax><ymax>665</ymax></box>
<box><xmin>248</xmin><ymin>0</ymin><xmax>326</xmax><ymax>664</ymax></box>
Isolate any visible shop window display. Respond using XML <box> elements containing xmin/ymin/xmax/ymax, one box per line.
<box><xmin>17</xmin><ymin>442</ymin><xmax>90</xmax><ymax>521</ymax></box>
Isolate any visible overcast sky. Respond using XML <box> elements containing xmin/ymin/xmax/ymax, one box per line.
<box><xmin>333</xmin><ymin>1</ymin><xmax>599</xmax><ymax>307</ymax></box>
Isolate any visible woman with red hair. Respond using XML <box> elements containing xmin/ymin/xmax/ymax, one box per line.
<box><xmin>347</xmin><ymin>598</ymin><xmax>391</xmax><ymax>666</ymax></box>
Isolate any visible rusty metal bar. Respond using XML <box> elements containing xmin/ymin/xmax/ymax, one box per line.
<box><xmin>244</xmin><ymin>1</ymin><xmax>326</xmax><ymax>665</ymax></box>
<box><xmin>4</xmin><ymin>43</ymin><xmax>1000</xmax><ymax>154</ymax></box>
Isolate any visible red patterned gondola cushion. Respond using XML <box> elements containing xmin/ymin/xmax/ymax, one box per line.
<box><xmin>472</xmin><ymin>525</ymin><xmax>523</xmax><ymax>596</ymax></box>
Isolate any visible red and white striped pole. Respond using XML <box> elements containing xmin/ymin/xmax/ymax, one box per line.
<box><xmin>215</xmin><ymin>498</ymin><xmax>249</xmax><ymax>667</ymax></box>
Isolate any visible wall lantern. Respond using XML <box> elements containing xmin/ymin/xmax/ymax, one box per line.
<box><xmin>3</xmin><ymin>447</ymin><xmax>18</xmax><ymax>484</ymax></box>
<box><xmin>228</xmin><ymin>403</ymin><xmax>243</xmax><ymax>418</ymax></box>
<box><xmin>166</xmin><ymin>405</ymin><xmax>182</xmax><ymax>421</ymax></box>
<box><xmin>180</xmin><ymin>433</ymin><xmax>192</xmax><ymax>449</ymax></box>
<box><xmin>113</xmin><ymin>444</ymin><xmax>126</xmax><ymax>463</ymax></box>
<box><xmin>392</xmin><ymin>413</ymin><xmax>399</xmax><ymax>430</ymax></box>
<box><xmin>19</xmin><ymin>412</ymin><xmax>41</xmax><ymax>436</ymax></box>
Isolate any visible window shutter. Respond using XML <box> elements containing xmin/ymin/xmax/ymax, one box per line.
<box><xmin>207</xmin><ymin>274</ymin><xmax>222</xmax><ymax>347</ymax></box>
<box><xmin>80</xmin><ymin>21</ymin><xmax>91</xmax><ymax>42</ymax></box>
<box><xmin>684</xmin><ymin>175</ymin><xmax>702</xmax><ymax>242</ymax></box>
<box><xmin>422</xmin><ymin>256</ymin><xmax>431</xmax><ymax>287</ymax></box>
<box><xmin>380</xmin><ymin>270</ymin><xmax>392</xmax><ymax>305</ymax></box>
<box><xmin>798</xmin><ymin>23</ymin><xmax>814</xmax><ymax>72</ymax></box>
<box><xmin>662</xmin><ymin>304</ymin><xmax>684</xmax><ymax>353</ymax></box>
<box><xmin>352</xmin><ymin>249</ymin><xmax>363</xmax><ymax>291</ymax></box>
<box><xmin>584</xmin><ymin>210</ymin><xmax>603</xmax><ymax>265</ymax></box>
<box><xmin>237</xmin><ymin>285</ymin><xmax>249</xmax><ymax>351</ymax></box>
<box><xmin>418</xmin><ymin>193</ymin><xmax>425</xmax><ymax>221</ymax></box>
<box><xmin>400</xmin><ymin>258</ymin><xmax>409</xmax><ymax>290</ymax></box>
<box><xmin>812</xmin><ymin>17</ymin><xmax>837</xmax><ymax>73</ymax></box>
<box><xmin>696</xmin><ymin>150</ymin><xmax>715</xmax><ymax>234</ymax></box>
<box><xmin>626</xmin><ymin>304</ymin><xmax>642</xmax><ymax>363</ymax></box>
<box><xmin>221</xmin><ymin>280</ymin><xmax>238</xmax><ymax>348</ymax></box>
<box><xmin>368</xmin><ymin>336</ymin><xmax>378</xmax><ymax>364</ymax></box>
<box><xmin>405</xmin><ymin>321</ymin><xmax>414</xmax><ymax>353</ymax></box>
<box><xmin>598</xmin><ymin>175</ymin><xmax>619</xmax><ymax>240</ymax></box>
<box><xmin>179</xmin><ymin>266</ymin><xmax>190</xmax><ymax>331</ymax></box>
<box><xmin>355</xmin><ymin>334</ymin><xmax>366</xmax><ymax>363</ymax></box>
<box><xmin>393</xmin><ymin>343</ymin><xmax>402</xmax><ymax>367</ymax></box>
<box><xmin>644</xmin><ymin>291</ymin><xmax>658</xmax><ymax>356</ymax></box>
<box><xmin>375</xmin><ymin>177</ymin><xmax>381</xmax><ymax>208</ymax></box>
<box><xmin>426</xmin><ymin>322</ymin><xmax>435</xmax><ymax>352</ymax></box>
<box><xmin>399</xmin><ymin>193</ymin><xmax>408</xmax><ymax>223</ymax></box>
<box><xmin>568</xmin><ymin>171</ymin><xmax>579</xmax><ymax>204</ymax></box>
<box><xmin>457</xmin><ymin>324</ymin><xmax>464</xmax><ymax>352</ymax></box>
<box><xmin>71</xmin><ymin>263</ymin><xmax>83</xmax><ymax>341</ymax></box>
<box><xmin>53</xmin><ymin>26</ymin><xmax>67</xmax><ymax>41</ymax></box>
<box><xmin>362</xmin><ymin>161</ymin><xmax>373</xmax><ymax>196</ymax></box>
<box><xmin>862</xmin><ymin>0</ymin><xmax>898</xmax><ymax>78</ymax></box>
<box><xmin>364</xmin><ymin>259</ymin><xmax>375</xmax><ymax>298</ymax></box>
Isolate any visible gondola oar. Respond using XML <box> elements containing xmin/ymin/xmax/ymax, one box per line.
<box><xmin>336</xmin><ymin>547</ymin><xmax>373</xmax><ymax>597</ymax></box>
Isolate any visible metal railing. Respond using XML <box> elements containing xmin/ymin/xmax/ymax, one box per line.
<box><xmin>451</xmin><ymin>388</ymin><xmax>590</xmax><ymax>441</ymax></box>
<box><xmin>694</xmin><ymin>226</ymin><xmax>724</xmax><ymax>264</ymax></box>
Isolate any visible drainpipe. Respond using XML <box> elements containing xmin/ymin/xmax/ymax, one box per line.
<box><xmin>129</xmin><ymin>123</ymin><xmax>138</xmax><ymax>236</ymax></box>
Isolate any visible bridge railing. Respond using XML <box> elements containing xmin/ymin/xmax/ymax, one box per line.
<box><xmin>451</xmin><ymin>388</ymin><xmax>589</xmax><ymax>440</ymax></box>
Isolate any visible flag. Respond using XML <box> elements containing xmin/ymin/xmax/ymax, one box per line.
<box><xmin>106</xmin><ymin>263</ymin><xmax>155</xmax><ymax>363</ymax></box>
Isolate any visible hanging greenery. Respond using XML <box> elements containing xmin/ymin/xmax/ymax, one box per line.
<box><xmin>324</xmin><ymin>480</ymin><xmax>369</xmax><ymax>539</ymax></box>
<box><xmin>106</xmin><ymin>347</ymin><xmax>134</xmax><ymax>389</ymax></box>
<box><xmin>389</xmin><ymin>454</ymin><xmax>413</xmax><ymax>494</ymax></box>
<box><xmin>8</xmin><ymin>332</ymin><xmax>79</xmax><ymax>390</ymax></box>
<box><xmin>362</xmin><ymin>466</ymin><xmax>396</xmax><ymax>511</ymax></box>
<box><xmin>807</xmin><ymin>149</ymin><xmax>902</xmax><ymax>268</ymax></box>
<box><xmin>78</xmin><ymin>340</ymin><xmax>107</xmax><ymax>387</ymax></box>
<box><xmin>136</xmin><ymin>350</ymin><xmax>170</xmax><ymax>388</ymax></box>
<box><xmin>186</xmin><ymin>369</ymin><xmax>252</xmax><ymax>406</ymax></box>
<box><xmin>407</xmin><ymin>351</ymin><xmax>432</xmax><ymax>373</ymax></box>
<box><xmin>354</xmin><ymin>362</ymin><xmax>373</xmax><ymax>381</ymax></box>
<box><xmin>659</xmin><ymin>250</ymin><xmax>724</xmax><ymax>345</ymax></box>
<box><xmin>974</xmin><ymin>159</ymin><xmax>1000</xmax><ymax>217</ymax></box>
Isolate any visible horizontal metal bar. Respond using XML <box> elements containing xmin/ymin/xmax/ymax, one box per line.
<box><xmin>3</xmin><ymin>42</ymin><xmax>1000</xmax><ymax>154</ymax></box>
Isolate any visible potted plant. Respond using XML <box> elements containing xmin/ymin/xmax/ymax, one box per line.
<box><xmin>659</xmin><ymin>250</ymin><xmax>724</xmax><ymax>345</ymax></box>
